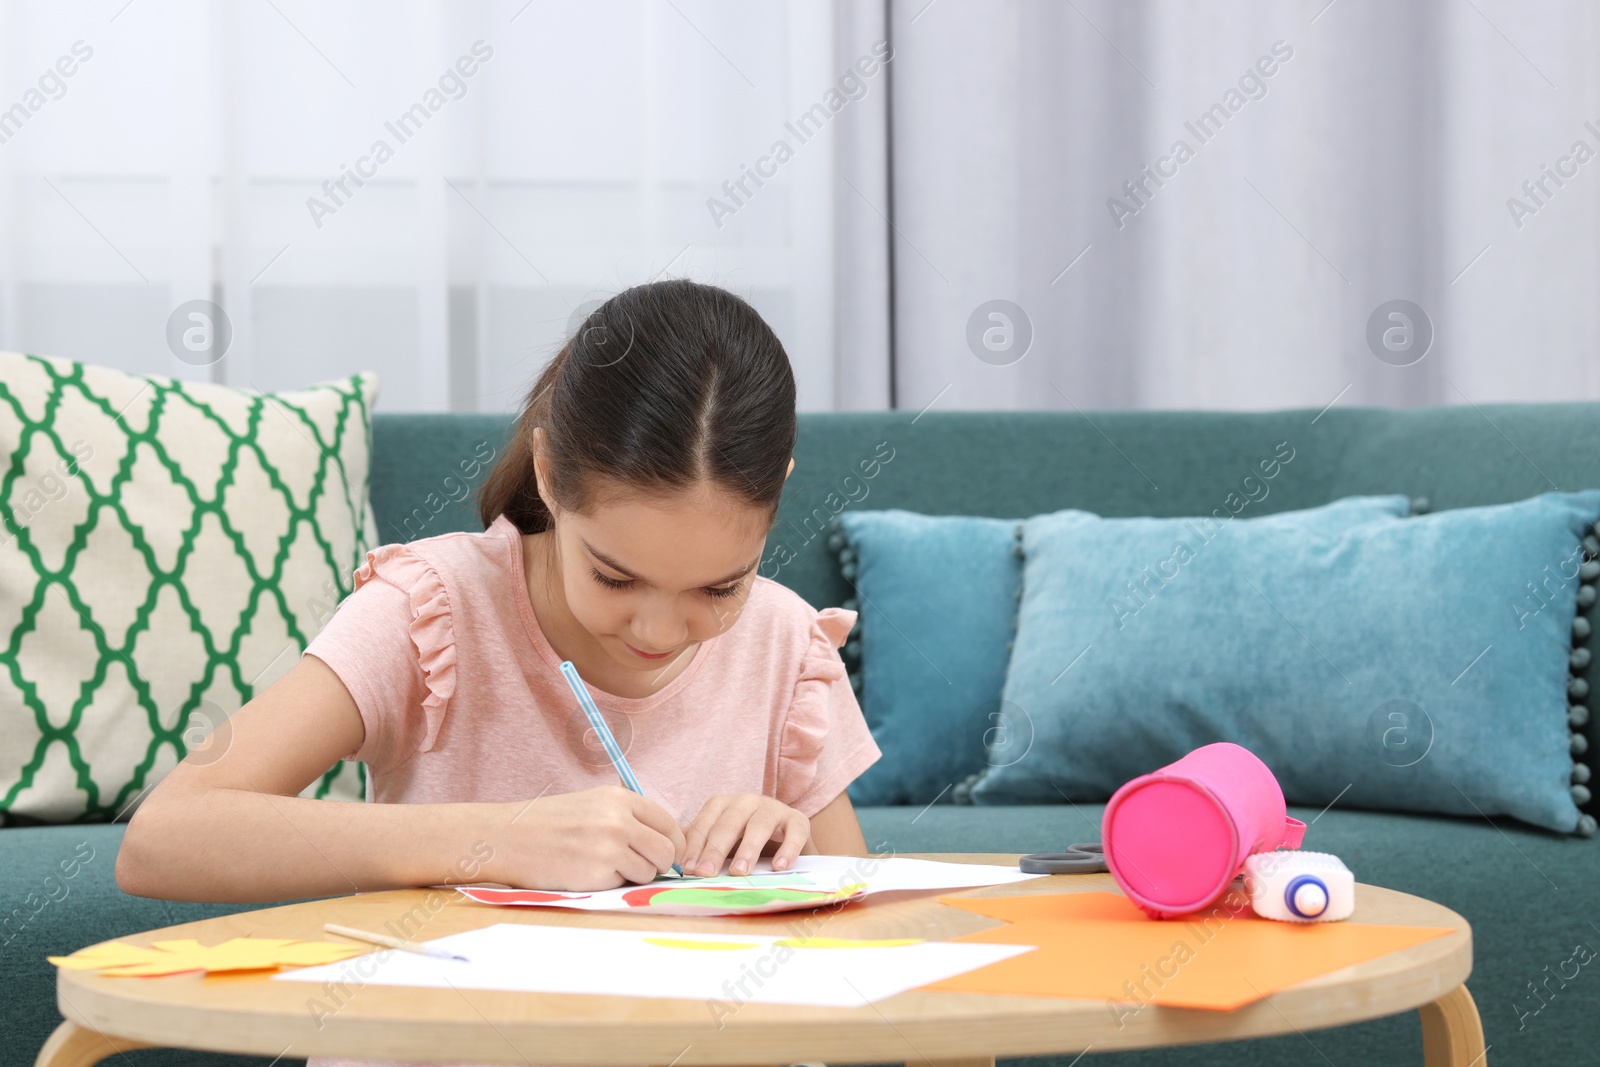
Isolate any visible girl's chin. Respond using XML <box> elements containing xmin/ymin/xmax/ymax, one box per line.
<box><xmin>614</xmin><ymin>639</ymin><xmax>679</xmax><ymax>665</ymax></box>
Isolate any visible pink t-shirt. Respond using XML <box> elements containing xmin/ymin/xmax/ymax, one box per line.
<box><xmin>301</xmin><ymin>513</ymin><xmax>880</xmax><ymax>1067</ymax></box>
<box><xmin>306</xmin><ymin>511</ymin><xmax>880</xmax><ymax>818</ymax></box>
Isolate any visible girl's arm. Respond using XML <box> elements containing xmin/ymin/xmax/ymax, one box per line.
<box><xmin>115</xmin><ymin>655</ymin><xmax>683</xmax><ymax>903</ymax></box>
<box><xmin>116</xmin><ymin>655</ymin><xmax>501</xmax><ymax>902</ymax></box>
<box><xmin>802</xmin><ymin>791</ymin><xmax>869</xmax><ymax>855</ymax></box>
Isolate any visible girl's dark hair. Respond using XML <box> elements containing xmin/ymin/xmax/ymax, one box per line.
<box><xmin>477</xmin><ymin>279</ymin><xmax>797</xmax><ymax>534</ymax></box>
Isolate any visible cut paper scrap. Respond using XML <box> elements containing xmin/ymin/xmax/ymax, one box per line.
<box><xmin>48</xmin><ymin>938</ymin><xmax>368</xmax><ymax>978</ymax></box>
<box><xmin>451</xmin><ymin>855</ymin><xmax>1042</xmax><ymax>917</ymax></box>
<box><xmin>274</xmin><ymin>923</ymin><xmax>1026</xmax><ymax>1008</ymax></box>
<box><xmin>919</xmin><ymin>891</ymin><xmax>1457</xmax><ymax>1012</ymax></box>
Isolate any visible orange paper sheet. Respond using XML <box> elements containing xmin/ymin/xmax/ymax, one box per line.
<box><xmin>48</xmin><ymin>937</ymin><xmax>368</xmax><ymax>977</ymax></box>
<box><xmin>920</xmin><ymin>892</ymin><xmax>1456</xmax><ymax>1011</ymax></box>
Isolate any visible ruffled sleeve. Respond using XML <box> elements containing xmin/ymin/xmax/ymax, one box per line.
<box><xmin>348</xmin><ymin>543</ymin><xmax>458</xmax><ymax>754</ymax></box>
<box><xmin>775</xmin><ymin>607</ymin><xmax>882</xmax><ymax>815</ymax></box>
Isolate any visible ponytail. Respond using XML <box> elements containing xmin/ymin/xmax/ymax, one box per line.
<box><xmin>475</xmin><ymin>344</ymin><xmax>566</xmax><ymax>532</ymax></box>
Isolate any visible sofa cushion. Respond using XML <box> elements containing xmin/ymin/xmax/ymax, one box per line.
<box><xmin>0</xmin><ymin>352</ymin><xmax>378</xmax><ymax>823</ymax></box>
<box><xmin>976</xmin><ymin>491</ymin><xmax>1597</xmax><ymax>835</ymax></box>
<box><xmin>834</xmin><ymin>495</ymin><xmax>1411</xmax><ymax>809</ymax></box>
<box><xmin>835</xmin><ymin>509</ymin><xmax>1023</xmax><ymax>805</ymax></box>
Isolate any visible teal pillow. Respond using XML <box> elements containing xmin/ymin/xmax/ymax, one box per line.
<box><xmin>835</xmin><ymin>496</ymin><xmax>1410</xmax><ymax>807</ymax></box>
<box><xmin>835</xmin><ymin>511</ymin><xmax>1021</xmax><ymax>805</ymax></box>
<box><xmin>974</xmin><ymin>491</ymin><xmax>1599</xmax><ymax>836</ymax></box>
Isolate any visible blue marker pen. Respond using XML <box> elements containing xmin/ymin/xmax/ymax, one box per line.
<box><xmin>558</xmin><ymin>659</ymin><xmax>684</xmax><ymax>877</ymax></box>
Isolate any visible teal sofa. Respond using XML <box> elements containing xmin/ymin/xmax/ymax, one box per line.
<box><xmin>5</xmin><ymin>406</ymin><xmax>1598</xmax><ymax>1067</ymax></box>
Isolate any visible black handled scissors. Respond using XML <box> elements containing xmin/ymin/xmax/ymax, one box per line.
<box><xmin>1019</xmin><ymin>842</ymin><xmax>1107</xmax><ymax>874</ymax></box>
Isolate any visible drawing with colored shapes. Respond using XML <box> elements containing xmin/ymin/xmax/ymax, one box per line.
<box><xmin>457</xmin><ymin>876</ymin><xmax>867</xmax><ymax>916</ymax></box>
<box><xmin>448</xmin><ymin>855</ymin><xmax>1044</xmax><ymax>916</ymax></box>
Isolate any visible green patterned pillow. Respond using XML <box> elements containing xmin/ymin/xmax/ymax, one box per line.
<box><xmin>0</xmin><ymin>351</ymin><xmax>379</xmax><ymax>824</ymax></box>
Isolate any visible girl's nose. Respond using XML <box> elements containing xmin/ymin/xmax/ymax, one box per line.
<box><xmin>631</xmin><ymin>607</ymin><xmax>688</xmax><ymax>652</ymax></box>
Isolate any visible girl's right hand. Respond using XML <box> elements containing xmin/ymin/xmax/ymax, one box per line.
<box><xmin>487</xmin><ymin>786</ymin><xmax>686</xmax><ymax>890</ymax></box>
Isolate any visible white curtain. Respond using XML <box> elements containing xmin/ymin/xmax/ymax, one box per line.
<box><xmin>13</xmin><ymin>1</ymin><xmax>1580</xmax><ymax>417</ymax></box>
<box><xmin>0</xmin><ymin>0</ymin><xmax>891</xmax><ymax>413</ymax></box>
<box><xmin>886</xmin><ymin>0</ymin><xmax>1600</xmax><ymax>413</ymax></box>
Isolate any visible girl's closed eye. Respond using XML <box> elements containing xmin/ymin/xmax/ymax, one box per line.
<box><xmin>589</xmin><ymin>567</ymin><xmax>743</xmax><ymax>599</ymax></box>
<box><xmin>589</xmin><ymin>568</ymin><xmax>633</xmax><ymax>591</ymax></box>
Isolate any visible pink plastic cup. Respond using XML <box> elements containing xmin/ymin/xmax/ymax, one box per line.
<box><xmin>1101</xmin><ymin>742</ymin><xmax>1306</xmax><ymax>920</ymax></box>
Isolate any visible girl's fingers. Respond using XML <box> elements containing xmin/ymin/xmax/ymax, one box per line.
<box><xmin>769</xmin><ymin>811</ymin><xmax>810</xmax><ymax>871</ymax></box>
<box><xmin>680</xmin><ymin>795</ymin><xmax>806</xmax><ymax>877</ymax></box>
<box><xmin>628</xmin><ymin>791</ymin><xmax>684</xmax><ymax>842</ymax></box>
<box><xmin>638</xmin><ymin>823</ymin><xmax>682</xmax><ymax>875</ymax></box>
<box><xmin>728</xmin><ymin>808</ymin><xmax>783</xmax><ymax>876</ymax></box>
<box><xmin>618</xmin><ymin>844</ymin><xmax>662</xmax><ymax>887</ymax></box>
<box><xmin>628</xmin><ymin>794</ymin><xmax>688</xmax><ymax>872</ymax></box>
<box><xmin>682</xmin><ymin>796</ymin><xmax>734</xmax><ymax>872</ymax></box>
<box><xmin>669</xmin><ymin>821</ymin><xmax>688</xmax><ymax>869</ymax></box>
<box><xmin>693</xmin><ymin>804</ymin><xmax>758</xmax><ymax>876</ymax></box>
<box><xmin>680</xmin><ymin>803</ymin><xmax>721</xmax><ymax>872</ymax></box>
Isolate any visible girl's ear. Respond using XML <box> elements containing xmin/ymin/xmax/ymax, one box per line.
<box><xmin>530</xmin><ymin>427</ymin><xmax>557</xmax><ymax>514</ymax></box>
<box><xmin>784</xmin><ymin>456</ymin><xmax>795</xmax><ymax>481</ymax></box>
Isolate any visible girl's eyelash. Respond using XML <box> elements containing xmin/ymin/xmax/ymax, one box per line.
<box><xmin>590</xmin><ymin>569</ymin><xmax>633</xmax><ymax>590</ymax></box>
<box><xmin>590</xmin><ymin>568</ymin><xmax>742</xmax><ymax>600</ymax></box>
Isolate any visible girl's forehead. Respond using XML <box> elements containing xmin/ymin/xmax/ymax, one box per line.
<box><xmin>566</xmin><ymin>483</ymin><xmax>770</xmax><ymax>585</ymax></box>
<box><xmin>584</xmin><ymin>476</ymin><xmax>771</xmax><ymax>527</ymax></box>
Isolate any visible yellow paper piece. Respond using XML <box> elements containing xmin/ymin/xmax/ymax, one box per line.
<box><xmin>47</xmin><ymin>942</ymin><xmax>157</xmax><ymax>970</ymax></box>
<box><xmin>276</xmin><ymin>942</ymin><xmax>373</xmax><ymax>966</ymax></box>
<box><xmin>772</xmin><ymin>937</ymin><xmax>925</xmax><ymax>949</ymax></box>
<box><xmin>49</xmin><ymin>937</ymin><xmax>368</xmax><ymax>977</ymax></box>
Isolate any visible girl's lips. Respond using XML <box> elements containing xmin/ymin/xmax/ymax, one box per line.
<box><xmin>624</xmin><ymin>641</ymin><xmax>675</xmax><ymax>660</ymax></box>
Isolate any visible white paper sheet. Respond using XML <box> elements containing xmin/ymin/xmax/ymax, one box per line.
<box><xmin>447</xmin><ymin>855</ymin><xmax>1045</xmax><ymax>916</ymax></box>
<box><xmin>273</xmin><ymin>923</ymin><xmax>1035</xmax><ymax>1008</ymax></box>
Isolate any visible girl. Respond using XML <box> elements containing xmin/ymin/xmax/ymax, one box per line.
<box><xmin>116</xmin><ymin>279</ymin><xmax>882</xmax><ymax>1066</ymax></box>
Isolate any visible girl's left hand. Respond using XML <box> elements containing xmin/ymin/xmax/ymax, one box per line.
<box><xmin>682</xmin><ymin>793</ymin><xmax>809</xmax><ymax>877</ymax></box>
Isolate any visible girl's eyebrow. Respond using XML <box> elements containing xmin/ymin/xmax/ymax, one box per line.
<box><xmin>582</xmin><ymin>539</ymin><xmax>760</xmax><ymax>587</ymax></box>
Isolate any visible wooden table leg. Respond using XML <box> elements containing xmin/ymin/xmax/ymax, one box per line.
<box><xmin>34</xmin><ymin>1020</ymin><xmax>156</xmax><ymax>1067</ymax></box>
<box><xmin>1419</xmin><ymin>985</ymin><xmax>1487</xmax><ymax>1067</ymax></box>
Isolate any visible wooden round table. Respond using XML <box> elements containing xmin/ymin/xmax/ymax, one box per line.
<box><xmin>38</xmin><ymin>853</ymin><xmax>1484</xmax><ymax>1067</ymax></box>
